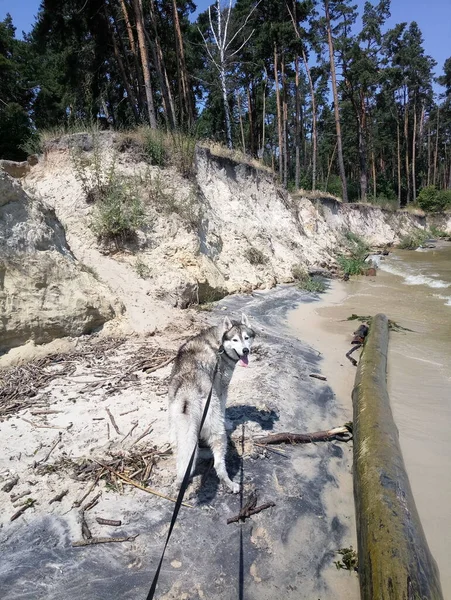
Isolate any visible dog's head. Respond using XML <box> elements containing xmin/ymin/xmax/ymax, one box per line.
<box><xmin>221</xmin><ymin>314</ymin><xmax>255</xmax><ymax>367</ymax></box>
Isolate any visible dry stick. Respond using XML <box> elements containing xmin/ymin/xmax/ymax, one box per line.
<box><xmin>94</xmin><ymin>461</ymin><xmax>192</xmax><ymax>508</ymax></box>
<box><xmin>96</xmin><ymin>517</ymin><xmax>122</xmax><ymax>526</ymax></box>
<box><xmin>83</xmin><ymin>492</ymin><xmax>102</xmax><ymax>512</ymax></box>
<box><xmin>346</xmin><ymin>343</ymin><xmax>362</xmax><ymax>367</ymax></box>
<box><xmin>309</xmin><ymin>373</ymin><xmax>327</xmax><ymax>381</ymax></box>
<box><xmin>130</xmin><ymin>421</ymin><xmax>155</xmax><ymax>447</ymax></box>
<box><xmin>37</xmin><ymin>432</ymin><xmax>62</xmax><ymax>465</ymax></box>
<box><xmin>119</xmin><ymin>408</ymin><xmax>139</xmax><ymax>416</ymax></box>
<box><xmin>49</xmin><ymin>490</ymin><xmax>68</xmax><ymax>504</ymax></box>
<box><xmin>72</xmin><ymin>535</ymin><xmax>138</xmax><ymax>547</ymax></box>
<box><xmin>30</xmin><ymin>410</ymin><xmax>63</xmax><ymax>415</ymax></box>
<box><xmin>227</xmin><ymin>502</ymin><xmax>275</xmax><ymax>525</ymax></box>
<box><xmin>73</xmin><ymin>469</ymin><xmax>105</xmax><ymax>508</ymax></box>
<box><xmin>2</xmin><ymin>476</ymin><xmax>19</xmax><ymax>493</ymax></box>
<box><xmin>105</xmin><ymin>407</ymin><xmax>121</xmax><ymax>435</ymax></box>
<box><xmin>141</xmin><ymin>355</ymin><xmax>174</xmax><ymax>374</ymax></box>
<box><xmin>80</xmin><ymin>510</ymin><xmax>92</xmax><ymax>540</ymax></box>
<box><xmin>253</xmin><ymin>443</ymin><xmax>288</xmax><ymax>458</ymax></box>
<box><xmin>11</xmin><ymin>490</ymin><xmax>32</xmax><ymax>503</ymax></box>
<box><xmin>256</xmin><ymin>426</ymin><xmax>352</xmax><ymax>446</ymax></box>
<box><xmin>122</xmin><ymin>422</ymin><xmax>138</xmax><ymax>442</ymax></box>
<box><xmin>10</xmin><ymin>499</ymin><xmax>36</xmax><ymax>522</ymax></box>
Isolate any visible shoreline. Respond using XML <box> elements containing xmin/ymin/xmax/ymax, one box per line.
<box><xmin>287</xmin><ymin>262</ymin><xmax>451</xmax><ymax>597</ymax></box>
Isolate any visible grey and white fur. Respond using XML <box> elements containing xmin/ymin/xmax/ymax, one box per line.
<box><xmin>168</xmin><ymin>314</ymin><xmax>255</xmax><ymax>493</ymax></box>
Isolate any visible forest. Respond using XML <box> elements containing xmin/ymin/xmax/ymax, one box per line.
<box><xmin>1</xmin><ymin>0</ymin><xmax>450</xmax><ymax>208</ymax></box>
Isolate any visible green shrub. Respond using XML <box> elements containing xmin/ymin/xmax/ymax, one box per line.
<box><xmin>417</xmin><ymin>186</ymin><xmax>451</xmax><ymax>212</ymax></box>
<box><xmin>292</xmin><ymin>265</ymin><xmax>326</xmax><ymax>293</ymax></box>
<box><xmin>429</xmin><ymin>225</ymin><xmax>449</xmax><ymax>238</ymax></box>
<box><xmin>92</xmin><ymin>179</ymin><xmax>145</xmax><ymax>245</ymax></box>
<box><xmin>143</xmin><ymin>129</ymin><xmax>167</xmax><ymax>166</ymax></box>
<box><xmin>337</xmin><ymin>232</ymin><xmax>370</xmax><ymax>276</ymax></box>
<box><xmin>398</xmin><ymin>229</ymin><xmax>429</xmax><ymax>249</ymax></box>
<box><xmin>245</xmin><ymin>247</ymin><xmax>267</xmax><ymax>266</ymax></box>
<box><xmin>337</xmin><ymin>255</ymin><xmax>366</xmax><ymax>275</ymax></box>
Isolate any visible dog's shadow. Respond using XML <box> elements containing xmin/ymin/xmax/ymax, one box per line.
<box><xmin>191</xmin><ymin>405</ymin><xmax>279</xmax><ymax>505</ymax></box>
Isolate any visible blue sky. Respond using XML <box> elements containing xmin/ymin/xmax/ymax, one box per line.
<box><xmin>1</xmin><ymin>0</ymin><xmax>450</xmax><ymax>87</ymax></box>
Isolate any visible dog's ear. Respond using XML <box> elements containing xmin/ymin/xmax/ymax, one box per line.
<box><xmin>241</xmin><ymin>313</ymin><xmax>250</xmax><ymax>327</ymax></box>
<box><xmin>222</xmin><ymin>316</ymin><xmax>233</xmax><ymax>332</ymax></box>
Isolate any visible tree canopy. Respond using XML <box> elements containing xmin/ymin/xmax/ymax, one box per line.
<box><xmin>0</xmin><ymin>0</ymin><xmax>449</xmax><ymax>205</ymax></box>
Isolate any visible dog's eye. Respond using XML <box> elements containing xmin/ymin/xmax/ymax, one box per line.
<box><xmin>232</xmin><ymin>338</ymin><xmax>239</xmax><ymax>342</ymax></box>
<box><xmin>244</xmin><ymin>336</ymin><xmax>249</xmax><ymax>340</ymax></box>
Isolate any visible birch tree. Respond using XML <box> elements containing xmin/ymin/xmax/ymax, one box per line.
<box><xmin>198</xmin><ymin>0</ymin><xmax>261</xmax><ymax>149</ymax></box>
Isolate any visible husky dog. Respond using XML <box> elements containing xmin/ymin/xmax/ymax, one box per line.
<box><xmin>168</xmin><ymin>314</ymin><xmax>255</xmax><ymax>493</ymax></box>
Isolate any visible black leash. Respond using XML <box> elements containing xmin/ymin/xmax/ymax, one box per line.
<box><xmin>145</xmin><ymin>359</ymin><xmax>220</xmax><ymax>600</ymax></box>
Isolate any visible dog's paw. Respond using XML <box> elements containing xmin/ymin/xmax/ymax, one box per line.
<box><xmin>224</xmin><ymin>418</ymin><xmax>234</xmax><ymax>432</ymax></box>
<box><xmin>226</xmin><ymin>480</ymin><xmax>240</xmax><ymax>494</ymax></box>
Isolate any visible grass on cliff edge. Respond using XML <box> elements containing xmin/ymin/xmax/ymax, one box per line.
<box><xmin>337</xmin><ymin>232</ymin><xmax>371</xmax><ymax>276</ymax></box>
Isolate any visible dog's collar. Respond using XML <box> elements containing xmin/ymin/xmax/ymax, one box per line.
<box><xmin>218</xmin><ymin>344</ymin><xmax>239</xmax><ymax>362</ymax></box>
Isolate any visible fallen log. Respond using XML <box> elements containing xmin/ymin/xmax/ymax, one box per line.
<box><xmin>256</xmin><ymin>425</ymin><xmax>352</xmax><ymax>445</ymax></box>
<box><xmin>353</xmin><ymin>313</ymin><xmax>443</xmax><ymax>599</ymax></box>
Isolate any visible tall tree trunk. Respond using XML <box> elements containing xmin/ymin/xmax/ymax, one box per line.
<box><xmin>144</xmin><ymin>30</ymin><xmax>174</xmax><ymax>127</ymax></box>
<box><xmin>372</xmin><ymin>150</ymin><xmax>376</xmax><ymax>202</ymax></box>
<box><xmin>132</xmin><ymin>0</ymin><xmax>157</xmax><ymax>128</ymax></box>
<box><xmin>260</xmin><ymin>74</ymin><xmax>266</xmax><ymax>159</ymax></box>
<box><xmin>357</xmin><ymin>93</ymin><xmax>368</xmax><ymax>201</ymax></box>
<box><xmin>172</xmin><ymin>0</ymin><xmax>194</xmax><ymax>126</ymax></box>
<box><xmin>247</xmin><ymin>86</ymin><xmax>255</xmax><ymax>157</ymax></box>
<box><xmin>220</xmin><ymin>66</ymin><xmax>233</xmax><ymax>149</ymax></box>
<box><xmin>434</xmin><ymin>108</ymin><xmax>440</xmax><ymax>186</ymax></box>
<box><xmin>294</xmin><ymin>55</ymin><xmax>300</xmax><ymax>190</ymax></box>
<box><xmin>106</xmin><ymin>5</ymin><xmax>140</xmax><ymax>123</ymax></box>
<box><xmin>237</xmin><ymin>92</ymin><xmax>246</xmax><ymax>154</ymax></box>
<box><xmin>412</xmin><ymin>102</ymin><xmax>417</xmax><ymax>203</ymax></box>
<box><xmin>404</xmin><ymin>93</ymin><xmax>410</xmax><ymax>203</ymax></box>
<box><xmin>397</xmin><ymin>118</ymin><xmax>401</xmax><ymax>208</ymax></box>
<box><xmin>282</xmin><ymin>55</ymin><xmax>288</xmax><ymax>189</ymax></box>
<box><xmin>325</xmin><ymin>0</ymin><xmax>348</xmax><ymax>202</ymax></box>
<box><xmin>118</xmin><ymin>0</ymin><xmax>144</xmax><ymax>111</ymax></box>
<box><xmin>326</xmin><ymin>140</ymin><xmax>338</xmax><ymax>192</ymax></box>
<box><xmin>288</xmin><ymin>1</ymin><xmax>317</xmax><ymax>189</ymax></box>
<box><xmin>274</xmin><ymin>44</ymin><xmax>283</xmax><ymax>182</ymax></box>
<box><xmin>147</xmin><ymin>1</ymin><xmax>175</xmax><ymax>128</ymax></box>
<box><xmin>427</xmin><ymin>115</ymin><xmax>431</xmax><ymax>186</ymax></box>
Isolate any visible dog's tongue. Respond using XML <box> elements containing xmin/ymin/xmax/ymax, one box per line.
<box><xmin>239</xmin><ymin>355</ymin><xmax>249</xmax><ymax>367</ymax></box>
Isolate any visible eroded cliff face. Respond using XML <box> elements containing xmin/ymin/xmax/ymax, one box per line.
<box><xmin>1</xmin><ymin>132</ymin><xmax>448</xmax><ymax>352</ymax></box>
<box><xmin>0</xmin><ymin>172</ymin><xmax>121</xmax><ymax>352</ymax></box>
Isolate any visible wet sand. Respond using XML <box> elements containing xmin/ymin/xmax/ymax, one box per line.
<box><xmin>288</xmin><ymin>246</ymin><xmax>451</xmax><ymax>597</ymax></box>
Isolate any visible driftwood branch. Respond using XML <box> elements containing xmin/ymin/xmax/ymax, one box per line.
<box><xmin>49</xmin><ymin>490</ymin><xmax>68</xmax><ymax>504</ymax></box>
<box><xmin>255</xmin><ymin>425</ymin><xmax>353</xmax><ymax>445</ymax></box>
<box><xmin>105</xmin><ymin>407</ymin><xmax>121</xmax><ymax>435</ymax></box>
<box><xmin>96</xmin><ymin>517</ymin><xmax>122</xmax><ymax>526</ymax></box>
<box><xmin>10</xmin><ymin>499</ymin><xmax>36</xmax><ymax>521</ymax></box>
<box><xmin>227</xmin><ymin>502</ymin><xmax>275</xmax><ymax>524</ymax></box>
<box><xmin>72</xmin><ymin>535</ymin><xmax>138</xmax><ymax>547</ymax></box>
<box><xmin>346</xmin><ymin>343</ymin><xmax>362</xmax><ymax>367</ymax></box>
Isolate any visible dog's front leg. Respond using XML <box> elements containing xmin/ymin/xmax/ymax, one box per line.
<box><xmin>210</xmin><ymin>432</ymin><xmax>240</xmax><ymax>494</ymax></box>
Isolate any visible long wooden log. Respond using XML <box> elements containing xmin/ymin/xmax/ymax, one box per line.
<box><xmin>352</xmin><ymin>313</ymin><xmax>443</xmax><ymax>599</ymax></box>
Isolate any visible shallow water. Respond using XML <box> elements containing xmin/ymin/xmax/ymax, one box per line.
<box><xmin>288</xmin><ymin>242</ymin><xmax>451</xmax><ymax>597</ymax></box>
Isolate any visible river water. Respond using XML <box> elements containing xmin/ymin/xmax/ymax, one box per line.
<box><xmin>288</xmin><ymin>242</ymin><xmax>451</xmax><ymax>597</ymax></box>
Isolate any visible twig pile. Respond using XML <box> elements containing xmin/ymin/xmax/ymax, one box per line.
<box><xmin>54</xmin><ymin>445</ymin><xmax>172</xmax><ymax>492</ymax></box>
<box><xmin>0</xmin><ymin>337</ymin><xmax>174</xmax><ymax>419</ymax></box>
<box><xmin>0</xmin><ymin>358</ymin><xmax>75</xmax><ymax>419</ymax></box>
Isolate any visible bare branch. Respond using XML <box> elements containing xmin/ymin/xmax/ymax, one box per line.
<box><xmin>225</xmin><ymin>0</ymin><xmax>263</xmax><ymax>52</ymax></box>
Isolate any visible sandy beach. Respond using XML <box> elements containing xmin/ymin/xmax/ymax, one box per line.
<box><xmin>0</xmin><ymin>287</ymin><xmax>361</xmax><ymax>600</ymax></box>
